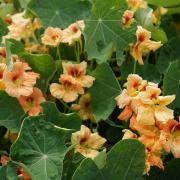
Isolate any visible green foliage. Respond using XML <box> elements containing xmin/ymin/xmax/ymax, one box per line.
<box><xmin>0</xmin><ymin>162</ymin><xmax>19</xmax><ymax>180</ymax></box>
<box><xmin>10</xmin><ymin>116</ymin><xmax>72</xmax><ymax>180</ymax></box>
<box><xmin>28</xmin><ymin>0</ymin><xmax>91</xmax><ymax>28</ymax></box>
<box><xmin>157</xmin><ymin>37</ymin><xmax>180</xmax><ymax>74</ymax></box>
<box><xmin>84</xmin><ymin>0</ymin><xmax>136</xmax><ymax>61</ymax></box>
<box><xmin>0</xmin><ymin>18</ymin><xmax>7</xmax><ymax>42</ymax></box>
<box><xmin>73</xmin><ymin>139</ymin><xmax>145</xmax><ymax>180</ymax></box>
<box><xmin>89</xmin><ymin>63</ymin><xmax>121</xmax><ymax>121</ymax></box>
<box><xmin>5</xmin><ymin>39</ymin><xmax>25</xmax><ymax>70</ymax></box>
<box><xmin>42</xmin><ymin>101</ymin><xmax>81</xmax><ymax>131</ymax></box>
<box><xmin>163</xmin><ymin>60</ymin><xmax>180</xmax><ymax>109</ymax></box>
<box><xmin>121</xmin><ymin>61</ymin><xmax>161</xmax><ymax>83</ymax></box>
<box><xmin>0</xmin><ymin>91</ymin><xmax>25</xmax><ymax>132</ymax></box>
<box><xmin>147</xmin><ymin>0</ymin><xmax>180</xmax><ymax>7</ymax></box>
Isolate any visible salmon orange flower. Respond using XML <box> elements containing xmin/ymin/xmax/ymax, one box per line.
<box><xmin>3</xmin><ymin>62</ymin><xmax>39</xmax><ymax>97</ymax></box>
<box><xmin>72</xmin><ymin>94</ymin><xmax>94</xmax><ymax>121</ymax></box>
<box><xmin>71</xmin><ymin>125</ymin><xmax>106</xmax><ymax>159</ymax></box>
<box><xmin>0</xmin><ymin>63</ymin><xmax>7</xmax><ymax>90</ymax></box>
<box><xmin>62</xmin><ymin>20</ymin><xmax>85</xmax><ymax>45</ymax></box>
<box><xmin>50</xmin><ymin>74</ymin><xmax>84</xmax><ymax>103</ymax></box>
<box><xmin>126</xmin><ymin>74</ymin><xmax>147</xmax><ymax>96</ymax></box>
<box><xmin>131</xmin><ymin>26</ymin><xmax>162</xmax><ymax>64</ymax></box>
<box><xmin>160</xmin><ymin>120</ymin><xmax>180</xmax><ymax>158</ymax></box>
<box><xmin>122</xmin><ymin>129</ymin><xmax>137</xmax><ymax>139</ymax></box>
<box><xmin>126</xmin><ymin>0</ymin><xmax>147</xmax><ymax>10</ymax></box>
<box><xmin>62</xmin><ymin>61</ymin><xmax>95</xmax><ymax>88</ymax></box>
<box><xmin>3</xmin><ymin>12</ymin><xmax>34</xmax><ymax>41</ymax></box>
<box><xmin>122</xmin><ymin>10</ymin><xmax>134</xmax><ymax>27</ymax></box>
<box><xmin>116</xmin><ymin>74</ymin><xmax>175</xmax><ymax>125</ymax></box>
<box><xmin>41</xmin><ymin>27</ymin><xmax>63</xmax><ymax>47</ymax></box>
<box><xmin>18</xmin><ymin>87</ymin><xmax>45</xmax><ymax>116</ymax></box>
<box><xmin>0</xmin><ymin>47</ymin><xmax>6</xmax><ymax>63</ymax></box>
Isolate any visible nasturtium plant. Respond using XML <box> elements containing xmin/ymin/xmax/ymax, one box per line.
<box><xmin>84</xmin><ymin>0</ymin><xmax>136</xmax><ymax>61</ymax></box>
<box><xmin>0</xmin><ymin>0</ymin><xmax>180</xmax><ymax>179</ymax></box>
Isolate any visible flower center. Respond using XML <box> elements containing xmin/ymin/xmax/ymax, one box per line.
<box><xmin>71</xmin><ymin>26</ymin><xmax>79</xmax><ymax>33</ymax></box>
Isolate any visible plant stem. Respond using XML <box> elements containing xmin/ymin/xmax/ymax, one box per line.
<box><xmin>32</xmin><ymin>33</ymin><xmax>39</xmax><ymax>43</ymax></box>
<box><xmin>133</xmin><ymin>60</ymin><xmax>137</xmax><ymax>74</ymax></box>
<box><xmin>60</xmin><ymin>100</ymin><xmax>71</xmax><ymax>112</ymax></box>
<box><xmin>57</xmin><ymin>46</ymin><xmax>61</xmax><ymax>60</ymax></box>
<box><xmin>75</xmin><ymin>42</ymin><xmax>80</xmax><ymax>63</ymax></box>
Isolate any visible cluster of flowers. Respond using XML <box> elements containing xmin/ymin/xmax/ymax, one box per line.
<box><xmin>122</xmin><ymin>0</ymin><xmax>164</xmax><ymax>64</ymax></box>
<box><xmin>41</xmin><ymin>20</ymin><xmax>85</xmax><ymax>47</ymax></box>
<box><xmin>0</xmin><ymin>54</ymin><xmax>45</xmax><ymax>116</ymax></box>
<box><xmin>3</xmin><ymin>12</ymin><xmax>40</xmax><ymax>43</ymax></box>
<box><xmin>50</xmin><ymin>61</ymin><xmax>95</xmax><ymax>103</ymax></box>
<box><xmin>115</xmin><ymin>74</ymin><xmax>179</xmax><ymax>173</ymax></box>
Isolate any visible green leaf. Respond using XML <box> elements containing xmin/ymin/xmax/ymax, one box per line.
<box><xmin>0</xmin><ymin>18</ymin><xmax>8</xmax><ymax>41</ymax></box>
<box><xmin>156</xmin><ymin>37</ymin><xmax>180</xmax><ymax>74</ymax></box>
<box><xmin>163</xmin><ymin>60</ymin><xmax>180</xmax><ymax>109</ymax></box>
<box><xmin>62</xmin><ymin>151</ymin><xmax>85</xmax><ymax>180</ymax></box>
<box><xmin>162</xmin><ymin>159</ymin><xmax>180</xmax><ymax>180</ymax></box>
<box><xmin>72</xmin><ymin>139</ymin><xmax>145</xmax><ymax>180</ymax></box>
<box><xmin>0</xmin><ymin>162</ymin><xmax>19</xmax><ymax>180</ymax></box>
<box><xmin>19</xmin><ymin>0</ymin><xmax>31</xmax><ymax>8</ymax></box>
<box><xmin>72</xmin><ymin>159</ymin><xmax>104</xmax><ymax>180</ymax></box>
<box><xmin>0</xmin><ymin>91</ymin><xmax>25</xmax><ymax>132</ymax></box>
<box><xmin>93</xmin><ymin>150</ymin><xmax>107</xmax><ymax>169</ymax></box>
<box><xmin>121</xmin><ymin>61</ymin><xmax>161</xmax><ymax>83</ymax></box>
<box><xmin>21</xmin><ymin>53</ymin><xmax>56</xmax><ymax>93</ymax></box>
<box><xmin>102</xmin><ymin>139</ymin><xmax>145</xmax><ymax>180</ymax></box>
<box><xmin>10</xmin><ymin>116</ymin><xmax>71</xmax><ymax>180</ymax></box>
<box><xmin>135</xmin><ymin>8</ymin><xmax>167</xmax><ymax>43</ymax></box>
<box><xmin>0</xmin><ymin>3</ymin><xmax>14</xmax><ymax>18</ymax></box>
<box><xmin>84</xmin><ymin>0</ymin><xmax>136</xmax><ymax>61</ymax></box>
<box><xmin>28</xmin><ymin>0</ymin><xmax>91</xmax><ymax>28</ymax></box>
<box><xmin>147</xmin><ymin>0</ymin><xmax>180</xmax><ymax>7</ymax></box>
<box><xmin>5</xmin><ymin>39</ymin><xmax>25</xmax><ymax>70</ymax></box>
<box><xmin>89</xmin><ymin>63</ymin><xmax>121</xmax><ymax>121</ymax></box>
<box><xmin>42</xmin><ymin>101</ymin><xmax>81</xmax><ymax>131</ymax></box>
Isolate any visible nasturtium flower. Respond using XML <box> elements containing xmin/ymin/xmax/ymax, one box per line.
<box><xmin>0</xmin><ymin>63</ymin><xmax>7</xmax><ymax>90</ymax></box>
<box><xmin>18</xmin><ymin>87</ymin><xmax>45</xmax><ymax>116</ymax></box>
<box><xmin>160</xmin><ymin>120</ymin><xmax>180</xmax><ymax>158</ymax></box>
<box><xmin>50</xmin><ymin>61</ymin><xmax>94</xmax><ymax>102</ymax></box>
<box><xmin>122</xmin><ymin>129</ymin><xmax>137</xmax><ymax>139</ymax></box>
<box><xmin>122</xmin><ymin>10</ymin><xmax>134</xmax><ymax>27</ymax></box>
<box><xmin>41</xmin><ymin>27</ymin><xmax>63</xmax><ymax>47</ymax></box>
<box><xmin>126</xmin><ymin>0</ymin><xmax>147</xmax><ymax>10</ymax></box>
<box><xmin>62</xmin><ymin>61</ymin><xmax>95</xmax><ymax>88</ymax></box>
<box><xmin>62</xmin><ymin>20</ymin><xmax>85</xmax><ymax>45</ymax></box>
<box><xmin>72</xmin><ymin>94</ymin><xmax>94</xmax><ymax>121</ymax></box>
<box><xmin>50</xmin><ymin>74</ymin><xmax>84</xmax><ymax>102</ymax></box>
<box><xmin>116</xmin><ymin>74</ymin><xmax>175</xmax><ymax>125</ymax></box>
<box><xmin>131</xmin><ymin>26</ymin><xmax>162</xmax><ymax>64</ymax></box>
<box><xmin>0</xmin><ymin>47</ymin><xmax>6</xmax><ymax>63</ymax></box>
<box><xmin>118</xmin><ymin>105</ymin><xmax>132</xmax><ymax>121</ymax></box>
<box><xmin>126</xmin><ymin>74</ymin><xmax>147</xmax><ymax>96</ymax></box>
<box><xmin>71</xmin><ymin>125</ymin><xmax>106</xmax><ymax>159</ymax></box>
<box><xmin>3</xmin><ymin>12</ymin><xmax>34</xmax><ymax>41</ymax></box>
<box><xmin>152</xmin><ymin>7</ymin><xmax>168</xmax><ymax>25</ymax></box>
<box><xmin>3</xmin><ymin>62</ymin><xmax>39</xmax><ymax>97</ymax></box>
<box><xmin>115</xmin><ymin>89</ymin><xmax>131</xmax><ymax>109</ymax></box>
